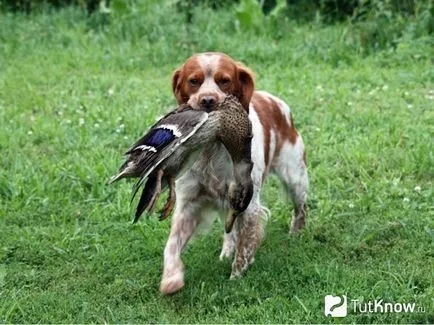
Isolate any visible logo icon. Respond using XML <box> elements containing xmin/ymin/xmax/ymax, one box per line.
<box><xmin>325</xmin><ymin>295</ymin><xmax>347</xmax><ymax>317</ymax></box>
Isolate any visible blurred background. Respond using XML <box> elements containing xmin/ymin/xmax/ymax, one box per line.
<box><xmin>1</xmin><ymin>0</ymin><xmax>432</xmax><ymax>65</ymax></box>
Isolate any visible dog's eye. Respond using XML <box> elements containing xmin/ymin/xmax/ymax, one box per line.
<box><xmin>189</xmin><ymin>78</ymin><xmax>199</xmax><ymax>86</ymax></box>
<box><xmin>219</xmin><ymin>78</ymin><xmax>231</xmax><ymax>86</ymax></box>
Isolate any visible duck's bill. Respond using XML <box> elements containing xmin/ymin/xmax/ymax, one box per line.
<box><xmin>225</xmin><ymin>208</ymin><xmax>240</xmax><ymax>233</ymax></box>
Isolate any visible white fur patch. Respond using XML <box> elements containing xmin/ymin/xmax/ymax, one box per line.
<box><xmin>249</xmin><ymin>103</ymin><xmax>266</xmax><ymax>186</ymax></box>
<box><xmin>197</xmin><ymin>54</ymin><xmax>221</xmax><ymax>75</ymax></box>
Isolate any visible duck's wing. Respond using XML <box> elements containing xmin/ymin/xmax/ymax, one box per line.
<box><xmin>125</xmin><ymin>105</ymin><xmax>195</xmax><ymax>154</ymax></box>
<box><xmin>109</xmin><ymin>109</ymin><xmax>207</xmax><ymax>185</ymax></box>
<box><xmin>130</xmin><ymin>110</ymin><xmax>209</xmax><ymax>198</ymax></box>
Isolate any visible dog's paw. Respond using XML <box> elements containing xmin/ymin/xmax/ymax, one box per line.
<box><xmin>229</xmin><ymin>271</ymin><xmax>241</xmax><ymax>280</ymax></box>
<box><xmin>160</xmin><ymin>271</ymin><xmax>184</xmax><ymax>295</ymax></box>
<box><xmin>219</xmin><ymin>248</ymin><xmax>234</xmax><ymax>261</ymax></box>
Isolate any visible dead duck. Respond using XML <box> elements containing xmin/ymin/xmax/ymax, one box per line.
<box><xmin>108</xmin><ymin>107</ymin><xmax>210</xmax><ymax>221</ymax></box>
<box><xmin>109</xmin><ymin>96</ymin><xmax>253</xmax><ymax>231</ymax></box>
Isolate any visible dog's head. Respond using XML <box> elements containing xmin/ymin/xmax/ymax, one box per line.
<box><xmin>172</xmin><ymin>52</ymin><xmax>255</xmax><ymax>112</ymax></box>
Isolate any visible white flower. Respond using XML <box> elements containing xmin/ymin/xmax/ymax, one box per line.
<box><xmin>66</xmin><ymin>119</ymin><xmax>72</xmax><ymax>124</ymax></box>
<box><xmin>108</xmin><ymin>88</ymin><xmax>114</xmax><ymax>96</ymax></box>
<box><xmin>28</xmin><ymin>130</ymin><xmax>33</xmax><ymax>135</ymax></box>
<box><xmin>382</xmin><ymin>85</ymin><xmax>389</xmax><ymax>91</ymax></box>
<box><xmin>407</xmin><ymin>104</ymin><xmax>413</xmax><ymax>109</ymax></box>
<box><xmin>414</xmin><ymin>185</ymin><xmax>421</xmax><ymax>193</ymax></box>
<box><xmin>94</xmin><ymin>123</ymin><xmax>100</xmax><ymax>128</ymax></box>
<box><xmin>79</xmin><ymin>118</ymin><xmax>85</xmax><ymax>126</ymax></box>
<box><xmin>403</xmin><ymin>197</ymin><xmax>410</xmax><ymax>203</ymax></box>
<box><xmin>124</xmin><ymin>136</ymin><xmax>128</xmax><ymax>140</ymax></box>
<box><xmin>119</xmin><ymin>124</ymin><xmax>125</xmax><ymax>129</ymax></box>
<box><xmin>348</xmin><ymin>203</ymin><xmax>355</xmax><ymax>208</ymax></box>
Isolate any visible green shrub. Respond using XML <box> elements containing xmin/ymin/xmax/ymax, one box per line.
<box><xmin>347</xmin><ymin>0</ymin><xmax>433</xmax><ymax>54</ymax></box>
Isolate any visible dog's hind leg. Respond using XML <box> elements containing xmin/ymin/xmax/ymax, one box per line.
<box><xmin>273</xmin><ymin>137</ymin><xmax>309</xmax><ymax>234</ymax></box>
<box><xmin>230</xmin><ymin>198</ymin><xmax>268</xmax><ymax>279</ymax></box>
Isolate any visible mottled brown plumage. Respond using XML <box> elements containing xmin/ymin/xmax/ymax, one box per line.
<box><xmin>213</xmin><ymin>95</ymin><xmax>252</xmax><ymax>162</ymax></box>
<box><xmin>210</xmin><ymin>96</ymin><xmax>253</xmax><ymax>232</ymax></box>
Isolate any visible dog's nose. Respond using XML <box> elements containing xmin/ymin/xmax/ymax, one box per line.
<box><xmin>200</xmin><ymin>96</ymin><xmax>216</xmax><ymax>111</ymax></box>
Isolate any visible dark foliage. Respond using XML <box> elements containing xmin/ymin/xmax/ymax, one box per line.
<box><xmin>0</xmin><ymin>0</ymin><xmax>103</xmax><ymax>13</ymax></box>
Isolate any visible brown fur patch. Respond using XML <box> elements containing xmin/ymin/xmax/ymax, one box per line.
<box><xmin>172</xmin><ymin>56</ymin><xmax>204</xmax><ymax>104</ymax></box>
<box><xmin>209</xmin><ymin>53</ymin><xmax>255</xmax><ymax>111</ymax></box>
<box><xmin>253</xmin><ymin>93</ymin><xmax>300</xmax><ymax>171</ymax></box>
<box><xmin>288</xmin><ymin>113</ymin><xmax>298</xmax><ymax>145</ymax></box>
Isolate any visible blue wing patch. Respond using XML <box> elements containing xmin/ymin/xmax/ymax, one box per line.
<box><xmin>146</xmin><ymin>128</ymin><xmax>176</xmax><ymax>148</ymax></box>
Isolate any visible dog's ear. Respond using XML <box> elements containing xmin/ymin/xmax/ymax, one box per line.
<box><xmin>236</xmin><ymin>63</ymin><xmax>255</xmax><ymax>111</ymax></box>
<box><xmin>172</xmin><ymin>67</ymin><xmax>184</xmax><ymax>104</ymax></box>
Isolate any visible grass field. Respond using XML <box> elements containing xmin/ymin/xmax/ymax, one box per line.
<box><xmin>0</xmin><ymin>2</ymin><xmax>433</xmax><ymax>323</ymax></box>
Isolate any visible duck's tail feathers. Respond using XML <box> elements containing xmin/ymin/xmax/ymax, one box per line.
<box><xmin>133</xmin><ymin>174</ymin><xmax>158</xmax><ymax>223</ymax></box>
<box><xmin>107</xmin><ymin>170</ymin><xmax>127</xmax><ymax>185</ymax></box>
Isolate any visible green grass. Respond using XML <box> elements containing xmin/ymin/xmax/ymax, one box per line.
<box><xmin>0</xmin><ymin>2</ymin><xmax>433</xmax><ymax>323</ymax></box>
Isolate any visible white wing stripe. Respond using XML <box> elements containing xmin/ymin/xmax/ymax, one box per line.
<box><xmin>157</xmin><ymin>124</ymin><xmax>182</xmax><ymax>137</ymax></box>
<box><xmin>136</xmin><ymin>145</ymin><xmax>157</xmax><ymax>152</ymax></box>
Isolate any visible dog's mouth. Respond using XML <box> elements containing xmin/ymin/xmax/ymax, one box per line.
<box><xmin>203</xmin><ymin>106</ymin><xmax>214</xmax><ymax>113</ymax></box>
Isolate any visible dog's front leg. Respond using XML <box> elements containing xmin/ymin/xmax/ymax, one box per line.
<box><xmin>160</xmin><ymin>199</ymin><xmax>199</xmax><ymax>295</ymax></box>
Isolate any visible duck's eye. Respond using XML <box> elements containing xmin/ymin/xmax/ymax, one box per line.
<box><xmin>189</xmin><ymin>78</ymin><xmax>199</xmax><ymax>86</ymax></box>
<box><xmin>219</xmin><ymin>78</ymin><xmax>231</xmax><ymax>86</ymax></box>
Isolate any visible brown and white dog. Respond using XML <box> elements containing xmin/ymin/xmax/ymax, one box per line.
<box><xmin>160</xmin><ymin>52</ymin><xmax>308</xmax><ymax>295</ymax></box>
